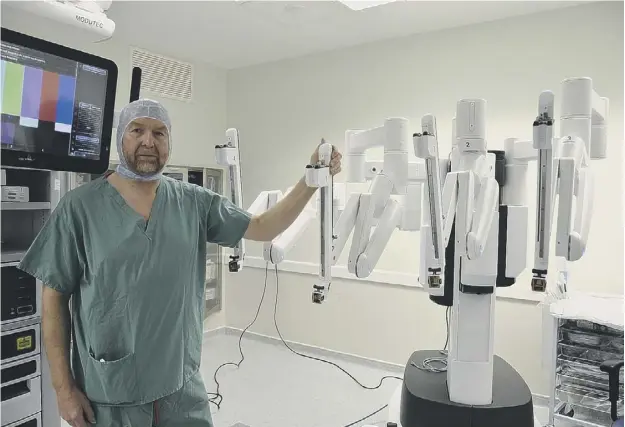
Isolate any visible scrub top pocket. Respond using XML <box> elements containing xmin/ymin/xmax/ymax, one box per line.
<box><xmin>82</xmin><ymin>349</ymin><xmax>140</xmax><ymax>405</ymax></box>
<box><xmin>87</xmin><ymin>294</ymin><xmax>133</xmax><ymax>363</ymax></box>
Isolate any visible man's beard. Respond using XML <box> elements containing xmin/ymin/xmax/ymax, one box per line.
<box><xmin>126</xmin><ymin>149</ymin><xmax>163</xmax><ymax>176</ymax></box>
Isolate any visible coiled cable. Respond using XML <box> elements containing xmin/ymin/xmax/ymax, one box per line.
<box><xmin>413</xmin><ymin>306</ymin><xmax>451</xmax><ymax>373</ymax></box>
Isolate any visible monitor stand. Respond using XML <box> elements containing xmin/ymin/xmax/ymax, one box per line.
<box><xmin>400</xmin><ymin>350</ymin><xmax>534</xmax><ymax>427</ymax></box>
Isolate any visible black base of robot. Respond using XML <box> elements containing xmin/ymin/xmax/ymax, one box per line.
<box><xmin>400</xmin><ymin>350</ymin><xmax>534</xmax><ymax>427</ymax></box>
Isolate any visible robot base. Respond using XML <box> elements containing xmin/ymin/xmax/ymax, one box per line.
<box><xmin>400</xmin><ymin>350</ymin><xmax>534</xmax><ymax>427</ymax></box>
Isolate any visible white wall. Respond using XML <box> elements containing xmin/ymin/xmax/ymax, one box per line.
<box><xmin>225</xmin><ymin>1</ymin><xmax>624</xmax><ymax>396</ymax></box>
<box><xmin>1</xmin><ymin>6</ymin><xmax>229</xmax><ymax>330</ymax></box>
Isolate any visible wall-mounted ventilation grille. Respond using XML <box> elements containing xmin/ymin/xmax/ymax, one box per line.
<box><xmin>130</xmin><ymin>48</ymin><xmax>193</xmax><ymax>102</ymax></box>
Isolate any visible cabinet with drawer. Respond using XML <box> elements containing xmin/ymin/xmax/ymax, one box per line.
<box><xmin>546</xmin><ymin>316</ymin><xmax>624</xmax><ymax>427</ymax></box>
<box><xmin>1</xmin><ymin>167</ymin><xmax>65</xmax><ymax>427</ymax></box>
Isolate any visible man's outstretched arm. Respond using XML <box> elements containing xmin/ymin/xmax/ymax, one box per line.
<box><xmin>244</xmin><ymin>145</ymin><xmax>342</xmax><ymax>242</ymax></box>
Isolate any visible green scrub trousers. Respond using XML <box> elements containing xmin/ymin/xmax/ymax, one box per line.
<box><xmin>92</xmin><ymin>371</ymin><xmax>212</xmax><ymax>427</ymax></box>
<box><xmin>19</xmin><ymin>175</ymin><xmax>251</xmax><ymax>426</ymax></box>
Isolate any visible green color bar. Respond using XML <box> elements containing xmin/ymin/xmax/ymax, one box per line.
<box><xmin>2</xmin><ymin>62</ymin><xmax>24</xmax><ymax>116</ymax></box>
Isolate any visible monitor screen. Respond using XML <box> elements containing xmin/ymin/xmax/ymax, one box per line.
<box><xmin>1</xmin><ymin>28</ymin><xmax>117</xmax><ymax>174</ymax></box>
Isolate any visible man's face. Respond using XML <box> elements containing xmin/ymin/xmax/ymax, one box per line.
<box><xmin>122</xmin><ymin>117</ymin><xmax>170</xmax><ymax>176</ymax></box>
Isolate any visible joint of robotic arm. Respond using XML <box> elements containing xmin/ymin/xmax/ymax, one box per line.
<box><xmin>354</xmin><ymin>198</ymin><xmax>402</xmax><ymax>278</ymax></box>
<box><xmin>590</xmin><ymin>95</ymin><xmax>608</xmax><ymax>160</ymax></box>
<box><xmin>247</xmin><ymin>190</ymin><xmax>282</xmax><ymax>265</ymax></box>
<box><xmin>505</xmin><ymin>138</ymin><xmax>537</xmax><ymax>165</ymax></box>
<box><xmin>266</xmin><ymin>195</ymin><xmax>316</xmax><ymax>264</ymax></box>
<box><xmin>554</xmin><ymin>154</ymin><xmax>594</xmax><ymax>262</ymax></box>
<box><xmin>331</xmin><ymin>192</ymin><xmax>359</xmax><ymax>265</ymax></box>
<box><xmin>345</xmin><ymin>127</ymin><xmax>384</xmax><ymax>183</ymax></box>
<box><xmin>570</xmin><ymin>167</ymin><xmax>594</xmax><ymax>261</ymax></box>
<box><xmin>560</xmin><ymin>77</ymin><xmax>609</xmax><ymax>160</ymax></box>
<box><xmin>345</xmin><ymin>119</ymin><xmax>408</xmax><ymax>183</ymax></box>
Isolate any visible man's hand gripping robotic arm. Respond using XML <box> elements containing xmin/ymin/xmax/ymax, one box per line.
<box><xmin>215</xmin><ymin>128</ymin><xmax>246</xmax><ymax>272</ymax></box>
<box><xmin>307</xmin><ymin>119</ymin><xmax>424</xmax><ymax>303</ymax></box>
<box><xmin>531</xmin><ymin>78</ymin><xmax>609</xmax><ymax>292</ymax></box>
<box><xmin>305</xmin><ymin>142</ymin><xmax>335</xmax><ymax>303</ymax></box>
<box><xmin>216</xmin><ymin>129</ymin><xmax>336</xmax><ymax>273</ymax></box>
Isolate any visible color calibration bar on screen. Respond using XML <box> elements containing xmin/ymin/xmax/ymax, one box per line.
<box><xmin>1</xmin><ymin>60</ymin><xmax>76</xmax><ymax>134</ymax></box>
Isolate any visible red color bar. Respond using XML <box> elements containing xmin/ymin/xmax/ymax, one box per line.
<box><xmin>39</xmin><ymin>71</ymin><xmax>59</xmax><ymax>122</ymax></box>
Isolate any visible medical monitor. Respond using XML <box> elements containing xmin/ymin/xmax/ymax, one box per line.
<box><xmin>1</xmin><ymin>28</ymin><xmax>117</xmax><ymax>174</ymax></box>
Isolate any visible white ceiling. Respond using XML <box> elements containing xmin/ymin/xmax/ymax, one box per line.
<box><xmin>18</xmin><ymin>0</ymin><xmax>593</xmax><ymax>69</ymax></box>
<box><xmin>103</xmin><ymin>0</ymin><xmax>590</xmax><ymax>69</ymax></box>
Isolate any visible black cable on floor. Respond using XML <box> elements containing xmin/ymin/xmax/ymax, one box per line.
<box><xmin>210</xmin><ymin>262</ymin><xmax>433</xmax><ymax>427</ymax></box>
<box><xmin>340</xmin><ymin>298</ymin><xmax>452</xmax><ymax>426</ymax></box>
<box><xmin>207</xmin><ymin>262</ymin><xmax>271</xmax><ymax>409</ymax></box>
<box><xmin>343</xmin><ymin>404</ymin><xmax>388</xmax><ymax>427</ymax></box>
<box><xmin>272</xmin><ymin>264</ymin><xmax>403</xmax><ymax>390</ymax></box>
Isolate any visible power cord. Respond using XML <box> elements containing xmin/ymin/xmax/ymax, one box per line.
<box><xmin>343</xmin><ymin>404</ymin><xmax>389</xmax><ymax>427</ymax></box>
<box><xmin>207</xmin><ymin>262</ymin><xmax>270</xmax><ymax>409</ymax></box>
<box><xmin>272</xmin><ymin>264</ymin><xmax>403</xmax><ymax>390</ymax></box>
<box><xmin>412</xmin><ymin>306</ymin><xmax>451</xmax><ymax>373</ymax></box>
<box><xmin>208</xmin><ymin>263</ymin><xmax>450</xmax><ymax>427</ymax></box>
<box><xmin>343</xmin><ymin>305</ymin><xmax>452</xmax><ymax>426</ymax></box>
<box><xmin>272</xmin><ymin>265</ymin><xmax>402</xmax><ymax>427</ymax></box>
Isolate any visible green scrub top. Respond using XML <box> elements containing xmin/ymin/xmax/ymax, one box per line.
<box><xmin>18</xmin><ymin>175</ymin><xmax>251</xmax><ymax>406</ymax></box>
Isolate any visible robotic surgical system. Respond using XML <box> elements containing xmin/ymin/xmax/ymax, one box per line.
<box><xmin>215</xmin><ymin>76</ymin><xmax>608</xmax><ymax>427</ymax></box>
<box><xmin>397</xmin><ymin>76</ymin><xmax>609</xmax><ymax>427</ymax></box>
<box><xmin>215</xmin><ymin>120</ymin><xmax>427</xmax><ymax>304</ymax></box>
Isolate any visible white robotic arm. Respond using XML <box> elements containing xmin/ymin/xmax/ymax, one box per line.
<box><xmin>418</xmin><ymin>102</ymin><xmax>501</xmax><ymax>297</ymax></box>
<box><xmin>414</xmin><ymin>114</ymin><xmax>446</xmax><ymax>293</ymax></box>
<box><xmin>531</xmin><ymin>77</ymin><xmax>608</xmax><ymax>291</ymax></box>
<box><xmin>554</xmin><ymin>78</ymin><xmax>608</xmax><ymax>261</ymax></box>
<box><xmin>215</xmin><ymin>128</ymin><xmax>246</xmax><ymax>272</ymax></box>
<box><xmin>264</xmin><ymin>187</ymin><xmax>317</xmax><ymax>264</ymax></box>
<box><xmin>240</xmin><ymin>145</ymin><xmax>343</xmax><ymax>279</ymax></box>
<box><xmin>331</xmin><ymin>118</ymin><xmax>424</xmax><ymax>280</ymax></box>
<box><xmin>305</xmin><ymin>142</ymin><xmax>334</xmax><ymax>303</ymax></box>
<box><xmin>216</xmin><ymin>130</ymin><xmax>322</xmax><ymax>272</ymax></box>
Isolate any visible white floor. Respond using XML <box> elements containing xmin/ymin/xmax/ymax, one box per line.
<box><xmin>201</xmin><ymin>333</ymin><xmax>550</xmax><ymax>427</ymax></box>
<box><xmin>61</xmin><ymin>332</ymin><xmax>550</xmax><ymax>427</ymax></box>
<box><xmin>201</xmin><ymin>332</ymin><xmax>401</xmax><ymax>427</ymax></box>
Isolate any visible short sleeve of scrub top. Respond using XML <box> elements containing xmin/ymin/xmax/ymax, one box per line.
<box><xmin>197</xmin><ymin>186</ymin><xmax>252</xmax><ymax>248</ymax></box>
<box><xmin>18</xmin><ymin>196</ymin><xmax>83</xmax><ymax>295</ymax></box>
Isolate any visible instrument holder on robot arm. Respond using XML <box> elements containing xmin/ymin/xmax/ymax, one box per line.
<box><xmin>414</xmin><ymin>114</ymin><xmax>447</xmax><ymax>295</ymax></box>
<box><xmin>531</xmin><ymin>77</ymin><xmax>609</xmax><ymax>292</ymax></box>
<box><xmin>305</xmin><ymin>142</ymin><xmax>334</xmax><ymax>303</ymax></box>
<box><xmin>215</xmin><ymin>128</ymin><xmax>245</xmax><ymax>272</ymax></box>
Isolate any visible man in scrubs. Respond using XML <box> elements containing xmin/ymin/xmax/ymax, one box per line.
<box><xmin>18</xmin><ymin>99</ymin><xmax>342</xmax><ymax>427</ymax></box>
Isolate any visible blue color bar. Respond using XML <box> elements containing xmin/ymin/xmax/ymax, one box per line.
<box><xmin>56</xmin><ymin>74</ymin><xmax>76</xmax><ymax>126</ymax></box>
